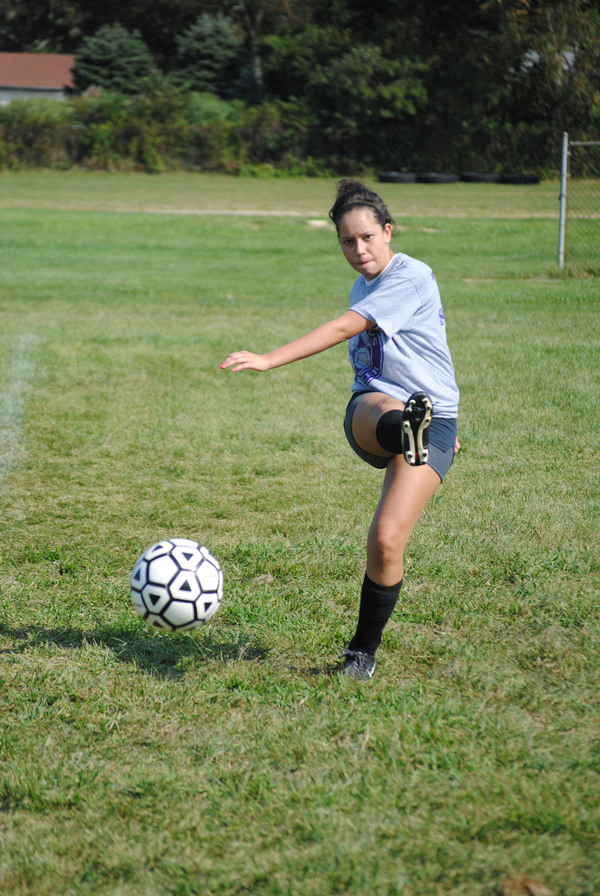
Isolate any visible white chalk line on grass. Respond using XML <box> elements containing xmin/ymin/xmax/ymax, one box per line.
<box><xmin>0</xmin><ymin>333</ymin><xmax>38</xmax><ymax>493</ymax></box>
<box><xmin>0</xmin><ymin>201</ymin><xmax>566</xmax><ymax>219</ymax></box>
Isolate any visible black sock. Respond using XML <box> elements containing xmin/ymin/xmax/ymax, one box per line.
<box><xmin>375</xmin><ymin>409</ymin><xmax>404</xmax><ymax>454</ymax></box>
<box><xmin>348</xmin><ymin>574</ymin><xmax>403</xmax><ymax>655</ymax></box>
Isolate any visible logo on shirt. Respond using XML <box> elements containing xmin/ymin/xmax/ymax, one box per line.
<box><xmin>350</xmin><ymin>329</ymin><xmax>384</xmax><ymax>385</ymax></box>
<box><xmin>438</xmin><ymin>308</ymin><xmax>445</xmax><ymax>325</ymax></box>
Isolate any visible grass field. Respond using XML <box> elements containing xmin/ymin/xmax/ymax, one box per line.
<box><xmin>0</xmin><ymin>172</ymin><xmax>599</xmax><ymax>896</ymax></box>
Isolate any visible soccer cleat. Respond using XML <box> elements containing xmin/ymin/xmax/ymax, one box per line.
<box><xmin>401</xmin><ymin>392</ymin><xmax>432</xmax><ymax>465</ymax></box>
<box><xmin>339</xmin><ymin>649</ymin><xmax>377</xmax><ymax>681</ymax></box>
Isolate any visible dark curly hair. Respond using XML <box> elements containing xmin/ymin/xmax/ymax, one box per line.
<box><xmin>328</xmin><ymin>178</ymin><xmax>395</xmax><ymax>235</ymax></box>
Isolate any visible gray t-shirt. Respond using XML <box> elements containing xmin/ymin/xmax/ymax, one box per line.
<box><xmin>348</xmin><ymin>252</ymin><xmax>459</xmax><ymax>418</ymax></box>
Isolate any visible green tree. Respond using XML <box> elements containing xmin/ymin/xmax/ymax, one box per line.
<box><xmin>224</xmin><ymin>0</ymin><xmax>311</xmax><ymax>93</ymax></box>
<box><xmin>305</xmin><ymin>43</ymin><xmax>427</xmax><ymax>167</ymax></box>
<box><xmin>0</xmin><ymin>0</ymin><xmax>85</xmax><ymax>51</ymax></box>
<box><xmin>72</xmin><ymin>23</ymin><xmax>155</xmax><ymax>94</ymax></box>
<box><xmin>509</xmin><ymin>1</ymin><xmax>600</xmax><ymax>134</ymax></box>
<box><xmin>261</xmin><ymin>22</ymin><xmax>350</xmax><ymax>101</ymax></box>
<box><xmin>173</xmin><ymin>14</ymin><xmax>243</xmax><ymax>97</ymax></box>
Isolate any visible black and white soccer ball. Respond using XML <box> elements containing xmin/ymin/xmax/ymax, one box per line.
<box><xmin>130</xmin><ymin>538</ymin><xmax>223</xmax><ymax>631</ymax></box>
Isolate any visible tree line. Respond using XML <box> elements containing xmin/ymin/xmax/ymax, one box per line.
<box><xmin>1</xmin><ymin>0</ymin><xmax>599</xmax><ymax>175</ymax></box>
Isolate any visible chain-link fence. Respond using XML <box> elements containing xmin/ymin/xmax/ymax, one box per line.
<box><xmin>558</xmin><ymin>133</ymin><xmax>600</xmax><ymax>275</ymax></box>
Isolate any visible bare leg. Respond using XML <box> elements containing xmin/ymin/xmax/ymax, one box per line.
<box><xmin>342</xmin><ymin>391</ymin><xmax>447</xmax><ymax>677</ymax></box>
<box><xmin>366</xmin><ymin>456</ymin><xmax>440</xmax><ymax>585</ymax></box>
<box><xmin>351</xmin><ymin>391</ymin><xmax>441</xmax><ymax>584</ymax></box>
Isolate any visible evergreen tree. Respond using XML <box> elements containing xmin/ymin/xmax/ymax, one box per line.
<box><xmin>174</xmin><ymin>14</ymin><xmax>243</xmax><ymax>97</ymax></box>
<box><xmin>72</xmin><ymin>23</ymin><xmax>155</xmax><ymax>94</ymax></box>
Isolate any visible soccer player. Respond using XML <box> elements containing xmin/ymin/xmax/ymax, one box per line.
<box><xmin>220</xmin><ymin>179</ymin><xmax>460</xmax><ymax>680</ymax></box>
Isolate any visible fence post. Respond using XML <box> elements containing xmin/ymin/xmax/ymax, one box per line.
<box><xmin>558</xmin><ymin>131</ymin><xmax>569</xmax><ymax>272</ymax></box>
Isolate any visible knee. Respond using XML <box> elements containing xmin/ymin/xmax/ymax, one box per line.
<box><xmin>375</xmin><ymin>409</ymin><xmax>404</xmax><ymax>454</ymax></box>
<box><xmin>367</xmin><ymin>518</ymin><xmax>410</xmax><ymax>566</ymax></box>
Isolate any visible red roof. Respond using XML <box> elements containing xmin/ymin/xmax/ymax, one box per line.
<box><xmin>0</xmin><ymin>53</ymin><xmax>75</xmax><ymax>90</ymax></box>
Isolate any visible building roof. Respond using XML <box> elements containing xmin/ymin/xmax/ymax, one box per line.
<box><xmin>0</xmin><ymin>53</ymin><xmax>75</xmax><ymax>90</ymax></box>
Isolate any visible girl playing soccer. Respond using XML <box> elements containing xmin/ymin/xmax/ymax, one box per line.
<box><xmin>220</xmin><ymin>178</ymin><xmax>459</xmax><ymax>680</ymax></box>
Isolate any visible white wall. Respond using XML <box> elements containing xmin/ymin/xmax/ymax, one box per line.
<box><xmin>0</xmin><ymin>87</ymin><xmax>68</xmax><ymax>105</ymax></box>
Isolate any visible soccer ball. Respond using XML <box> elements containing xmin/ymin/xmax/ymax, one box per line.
<box><xmin>130</xmin><ymin>538</ymin><xmax>223</xmax><ymax>631</ymax></box>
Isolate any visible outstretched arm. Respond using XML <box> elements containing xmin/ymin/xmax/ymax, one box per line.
<box><xmin>220</xmin><ymin>310</ymin><xmax>374</xmax><ymax>372</ymax></box>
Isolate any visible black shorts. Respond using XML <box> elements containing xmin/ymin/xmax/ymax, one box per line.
<box><xmin>343</xmin><ymin>391</ymin><xmax>457</xmax><ymax>481</ymax></box>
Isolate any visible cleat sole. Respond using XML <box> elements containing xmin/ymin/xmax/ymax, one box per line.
<box><xmin>401</xmin><ymin>393</ymin><xmax>432</xmax><ymax>466</ymax></box>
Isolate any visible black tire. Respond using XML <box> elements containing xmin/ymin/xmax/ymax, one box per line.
<box><xmin>378</xmin><ymin>171</ymin><xmax>417</xmax><ymax>183</ymax></box>
<box><xmin>459</xmin><ymin>171</ymin><xmax>500</xmax><ymax>183</ymax></box>
<box><xmin>499</xmin><ymin>173</ymin><xmax>540</xmax><ymax>185</ymax></box>
<box><xmin>416</xmin><ymin>173</ymin><xmax>457</xmax><ymax>184</ymax></box>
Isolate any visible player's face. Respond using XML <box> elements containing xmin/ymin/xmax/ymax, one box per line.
<box><xmin>338</xmin><ymin>208</ymin><xmax>393</xmax><ymax>280</ymax></box>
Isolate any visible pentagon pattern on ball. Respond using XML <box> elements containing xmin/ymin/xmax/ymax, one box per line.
<box><xmin>130</xmin><ymin>538</ymin><xmax>223</xmax><ymax>631</ymax></box>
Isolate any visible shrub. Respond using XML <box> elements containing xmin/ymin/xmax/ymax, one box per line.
<box><xmin>186</xmin><ymin>92</ymin><xmax>241</xmax><ymax>127</ymax></box>
<box><xmin>69</xmin><ymin>92</ymin><xmax>131</xmax><ymax>169</ymax></box>
<box><xmin>0</xmin><ymin>90</ymin><xmax>333</xmax><ymax>174</ymax></box>
<box><xmin>0</xmin><ymin>99</ymin><xmax>74</xmax><ymax>168</ymax></box>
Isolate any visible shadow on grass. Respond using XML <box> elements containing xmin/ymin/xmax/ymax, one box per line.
<box><xmin>0</xmin><ymin>623</ymin><xmax>270</xmax><ymax>678</ymax></box>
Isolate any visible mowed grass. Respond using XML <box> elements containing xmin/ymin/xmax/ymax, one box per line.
<box><xmin>0</xmin><ymin>173</ymin><xmax>598</xmax><ymax>896</ymax></box>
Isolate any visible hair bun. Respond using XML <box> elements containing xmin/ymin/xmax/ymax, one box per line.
<box><xmin>336</xmin><ymin>178</ymin><xmax>366</xmax><ymax>200</ymax></box>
